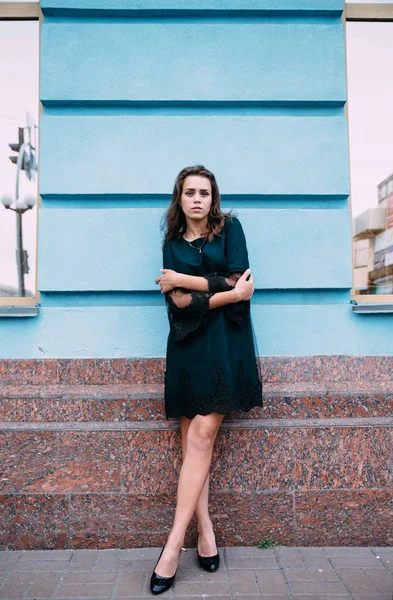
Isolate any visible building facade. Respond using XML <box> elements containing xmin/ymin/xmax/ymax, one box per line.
<box><xmin>1</xmin><ymin>0</ymin><xmax>393</xmax><ymax>550</ymax></box>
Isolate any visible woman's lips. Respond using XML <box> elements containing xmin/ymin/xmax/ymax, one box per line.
<box><xmin>191</xmin><ymin>207</ymin><xmax>202</xmax><ymax>211</ymax></box>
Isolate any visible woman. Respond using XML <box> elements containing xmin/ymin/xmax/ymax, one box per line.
<box><xmin>151</xmin><ymin>165</ymin><xmax>263</xmax><ymax>595</ymax></box>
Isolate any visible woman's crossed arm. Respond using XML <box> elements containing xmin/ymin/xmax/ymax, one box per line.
<box><xmin>156</xmin><ymin>268</ymin><xmax>254</xmax><ymax>312</ymax></box>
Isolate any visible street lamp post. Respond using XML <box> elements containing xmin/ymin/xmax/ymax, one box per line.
<box><xmin>1</xmin><ymin>114</ymin><xmax>38</xmax><ymax>297</ymax></box>
<box><xmin>1</xmin><ymin>196</ymin><xmax>36</xmax><ymax>297</ymax></box>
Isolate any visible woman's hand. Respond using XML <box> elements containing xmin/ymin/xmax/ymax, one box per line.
<box><xmin>155</xmin><ymin>269</ymin><xmax>181</xmax><ymax>294</ymax></box>
<box><xmin>233</xmin><ymin>268</ymin><xmax>254</xmax><ymax>301</ymax></box>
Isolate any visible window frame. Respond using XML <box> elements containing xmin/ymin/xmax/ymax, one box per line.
<box><xmin>0</xmin><ymin>2</ymin><xmax>40</xmax><ymax>308</ymax></box>
<box><xmin>345</xmin><ymin>3</ymin><xmax>393</xmax><ymax>306</ymax></box>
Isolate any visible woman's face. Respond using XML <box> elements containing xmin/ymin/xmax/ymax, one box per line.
<box><xmin>180</xmin><ymin>175</ymin><xmax>212</xmax><ymax>223</ymax></box>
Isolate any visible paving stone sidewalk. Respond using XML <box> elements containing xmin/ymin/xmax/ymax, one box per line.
<box><xmin>0</xmin><ymin>545</ymin><xmax>392</xmax><ymax>600</ymax></box>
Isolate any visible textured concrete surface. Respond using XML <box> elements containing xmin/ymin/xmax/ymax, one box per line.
<box><xmin>0</xmin><ymin>545</ymin><xmax>392</xmax><ymax>599</ymax></box>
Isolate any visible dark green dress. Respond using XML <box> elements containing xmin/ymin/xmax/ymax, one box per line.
<box><xmin>162</xmin><ymin>215</ymin><xmax>263</xmax><ymax>419</ymax></box>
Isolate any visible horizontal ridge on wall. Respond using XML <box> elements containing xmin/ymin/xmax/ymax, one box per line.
<box><xmin>40</xmin><ymin>0</ymin><xmax>343</xmax><ymax>17</ymax></box>
<box><xmin>37</xmin><ymin>208</ymin><xmax>352</xmax><ymax>291</ymax></box>
<box><xmin>40</xmin><ymin>18</ymin><xmax>345</xmax><ymax>104</ymax></box>
<box><xmin>39</xmin><ymin>290</ymin><xmax>352</xmax><ymax>306</ymax></box>
<box><xmin>39</xmin><ymin>195</ymin><xmax>349</xmax><ymax>209</ymax></box>
<box><xmin>39</xmin><ymin>116</ymin><xmax>349</xmax><ymax>196</ymax></box>
<box><xmin>40</xmin><ymin>103</ymin><xmax>346</xmax><ymax>113</ymax></box>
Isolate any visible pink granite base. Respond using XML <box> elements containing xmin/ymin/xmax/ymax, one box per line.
<box><xmin>1</xmin><ymin>357</ymin><xmax>392</xmax><ymax>549</ymax></box>
<box><xmin>2</xmin><ymin>355</ymin><xmax>393</xmax><ymax>385</ymax></box>
<box><xmin>295</xmin><ymin>490</ymin><xmax>393</xmax><ymax>546</ymax></box>
<box><xmin>1</xmin><ymin>425</ymin><xmax>392</xmax><ymax>549</ymax></box>
<box><xmin>1</xmin><ymin>489</ymin><xmax>392</xmax><ymax>550</ymax></box>
<box><xmin>0</xmin><ymin>492</ymin><xmax>294</xmax><ymax>550</ymax></box>
<box><xmin>0</xmin><ymin>494</ymin><xmax>69</xmax><ymax>550</ymax></box>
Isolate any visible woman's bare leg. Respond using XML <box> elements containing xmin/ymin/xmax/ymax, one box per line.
<box><xmin>180</xmin><ymin>416</ymin><xmax>217</xmax><ymax>557</ymax></box>
<box><xmin>154</xmin><ymin>412</ymin><xmax>225</xmax><ymax>578</ymax></box>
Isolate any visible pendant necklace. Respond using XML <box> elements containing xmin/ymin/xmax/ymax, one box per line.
<box><xmin>184</xmin><ymin>236</ymin><xmax>207</xmax><ymax>254</ymax></box>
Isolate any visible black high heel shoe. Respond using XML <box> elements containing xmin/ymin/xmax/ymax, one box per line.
<box><xmin>197</xmin><ymin>536</ymin><xmax>220</xmax><ymax>572</ymax></box>
<box><xmin>150</xmin><ymin>541</ymin><xmax>182</xmax><ymax>595</ymax></box>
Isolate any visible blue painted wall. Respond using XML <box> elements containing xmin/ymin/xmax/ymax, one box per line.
<box><xmin>1</xmin><ymin>0</ymin><xmax>391</xmax><ymax>358</ymax></box>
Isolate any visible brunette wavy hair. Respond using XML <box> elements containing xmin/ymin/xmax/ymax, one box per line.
<box><xmin>161</xmin><ymin>165</ymin><xmax>235</xmax><ymax>246</ymax></box>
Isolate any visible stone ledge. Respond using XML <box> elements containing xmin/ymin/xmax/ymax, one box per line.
<box><xmin>1</xmin><ymin>356</ymin><xmax>392</xmax><ymax>551</ymax></box>
<box><xmin>1</xmin><ymin>417</ymin><xmax>393</xmax><ymax>431</ymax></box>
<box><xmin>1</xmin><ymin>381</ymin><xmax>392</xmax><ymax>422</ymax></box>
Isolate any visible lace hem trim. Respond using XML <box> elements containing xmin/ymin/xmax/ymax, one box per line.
<box><xmin>165</xmin><ymin>361</ymin><xmax>263</xmax><ymax>419</ymax></box>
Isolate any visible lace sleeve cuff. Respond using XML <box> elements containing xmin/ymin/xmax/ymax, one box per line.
<box><xmin>203</xmin><ymin>271</ymin><xmax>250</xmax><ymax>327</ymax></box>
<box><xmin>166</xmin><ymin>289</ymin><xmax>213</xmax><ymax>319</ymax></box>
<box><xmin>165</xmin><ymin>289</ymin><xmax>214</xmax><ymax>343</ymax></box>
<box><xmin>203</xmin><ymin>272</ymin><xmax>234</xmax><ymax>293</ymax></box>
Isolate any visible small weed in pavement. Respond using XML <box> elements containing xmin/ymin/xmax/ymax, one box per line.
<box><xmin>256</xmin><ymin>536</ymin><xmax>277</xmax><ymax>549</ymax></box>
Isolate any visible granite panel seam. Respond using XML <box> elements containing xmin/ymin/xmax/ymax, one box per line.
<box><xmin>120</xmin><ymin>433</ymin><xmax>124</xmax><ymax>494</ymax></box>
<box><xmin>66</xmin><ymin>494</ymin><xmax>71</xmax><ymax>551</ymax></box>
<box><xmin>291</xmin><ymin>488</ymin><xmax>298</xmax><ymax>547</ymax></box>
